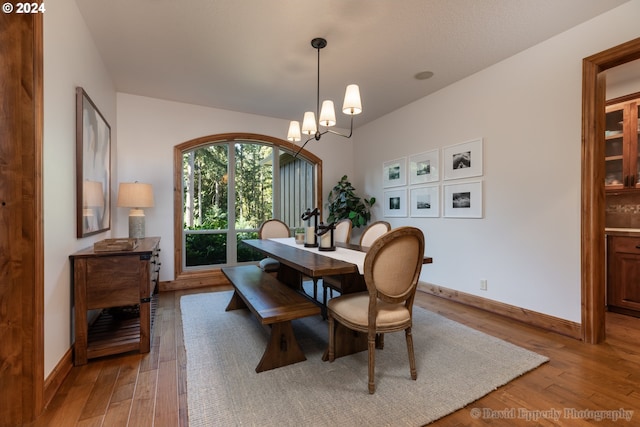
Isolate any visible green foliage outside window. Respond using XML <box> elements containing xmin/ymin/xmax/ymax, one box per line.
<box><xmin>183</xmin><ymin>142</ymin><xmax>277</xmax><ymax>267</ymax></box>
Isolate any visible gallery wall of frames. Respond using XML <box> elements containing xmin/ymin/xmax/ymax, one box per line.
<box><xmin>382</xmin><ymin>138</ymin><xmax>483</xmax><ymax>219</ymax></box>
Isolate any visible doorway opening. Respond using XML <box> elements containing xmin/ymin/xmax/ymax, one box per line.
<box><xmin>581</xmin><ymin>37</ymin><xmax>640</xmax><ymax>344</ymax></box>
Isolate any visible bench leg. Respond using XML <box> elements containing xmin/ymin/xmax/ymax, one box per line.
<box><xmin>225</xmin><ymin>290</ymin><xmax>247</xmax><ymax>311</ymax></box>
<box><xmin>256</xmin><ymin>321</ymin><xmax>306</xmax><ymax>373</ymax></box>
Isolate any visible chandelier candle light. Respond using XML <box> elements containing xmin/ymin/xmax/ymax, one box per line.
<box><xmin>288</xmin><ymin>38</ymin><xmax>362</xmax><ymax>157</ymax></box>
<box><xmin>117</xmin><ymin>182</ymin><xmax>155</xmax><ymax>239</ymax></box>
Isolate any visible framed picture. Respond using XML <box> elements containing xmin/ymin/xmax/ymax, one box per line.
<box><xmin>383</xmin><ymin>157</ymin><xmax>407</xmax><ymax>188</ymax></box>
<box><xmin>409</xmin><ymin>150</ymin><xmax>439</xmax><ymax>184</ymax></box>
<box><xmin>443</xmin><ymin>180</ymin><xmax>483</xmax><ymax>218</ymax></box>
<box><xmin>384</xmin><ymin>189</ymin><xmax>407</xmax><ymax>217</ymax></box>
<box><xmin>410</xmin><ymin>185</ymin><xmax>440</xmax><ymax>217</ymax></box>
<box><xmin>76</xmin><ymin>87</ymin><xmax>111</xmax><ymax>237</ymax></box>
<box><xmin>443</xmin><ymin>138</ymin><xmax>483</xmax><ymax>180</ymax></box>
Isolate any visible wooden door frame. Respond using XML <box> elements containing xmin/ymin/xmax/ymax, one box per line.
<box><xmin>582</xmin><ymin>37</ymin><xmax>640</xmax><ymax>343</ymax></box>
<box><xmin>0</xmin><ymin>13</ymin><xmax>44</xmax><ymax>423</ymax></box>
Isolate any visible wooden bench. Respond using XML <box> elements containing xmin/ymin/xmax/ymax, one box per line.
<box><xmin>222</xmin><ymin>265</ymin><xmax>321</xmax><ymax>372</ymax></box>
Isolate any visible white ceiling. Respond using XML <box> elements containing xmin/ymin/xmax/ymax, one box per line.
<box><xmin>75</xmin><ymin>0</ymin><xmax>628</xmax><ymax>129</ymax></box>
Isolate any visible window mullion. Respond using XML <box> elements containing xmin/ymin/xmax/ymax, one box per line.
<box><xmin>227</xmin><ymin>141</ymin><xmax>237</xmax><ymax>264</ymax></box>
<box><xmin>272</xmin><ymin>145</ymin><xmax>280</xmax><ymax>218</ymax></box>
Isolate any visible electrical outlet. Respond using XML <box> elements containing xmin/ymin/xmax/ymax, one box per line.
<box><xmin>480</xmin><ymin>279</ymin><xmax>488</xmax><ymax>291</ymax></box>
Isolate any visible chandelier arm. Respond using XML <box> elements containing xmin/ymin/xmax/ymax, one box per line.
<box><xmin>325</xmin><ymin>115</ymin><xmax>355</xmax><ymax>139</ymax></box>
<box><xmin>293</xmin><ymin>135</ymin><xmax>315</xmax><ymax>159</ymax></box>
<box><xmin>293</xmin><ymin>126</ymin><xmax>333</xmax><ymax>158</ymax></box>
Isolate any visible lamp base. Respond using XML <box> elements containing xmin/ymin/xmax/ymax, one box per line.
<box><xmin>128</xmin><ymin>209</ymin><xmax>145</xmax><ymax>239</ymax></box>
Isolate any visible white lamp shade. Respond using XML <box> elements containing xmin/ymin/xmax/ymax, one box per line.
<box><xmin>83</xmin><ymin>180</ymin><xmax>104</xmax><ymax>208</ymax></box>
<box><xmin>319</xmin><ymin>100</ymin><xmax>336</xmax><ymax>127</ymax></box>
<box><xmin>301</xmin><ymin>111</ymin><xmax>317</xmax><ymax>135</ymax></box>
<box><xmin>287</xmin><ymin>121</ymin><xmax>301</xmax><ymax>142</ymax></box>
<box><xmin>117</xmin><ymin>182</ymin><xmax>155</xmax><ymax>208</ymax></box>
<box><xmin>342</xmin><ymin>84</ymin><xmax>362</xmax><ymax>115</ymax></box>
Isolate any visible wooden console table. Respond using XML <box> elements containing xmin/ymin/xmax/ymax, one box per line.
<box><xmin>70</xmin><ymin>237</ymin><xmax>161</xmax><ymax>365</ymax></box>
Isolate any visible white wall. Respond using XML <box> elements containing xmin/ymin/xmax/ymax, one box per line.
<box><xmin>116</xmin><ymin>94</ymin><xmax>355</xmax><ymax>280</ymax></box>
<box><xmin>43</xmin><ymin>0</ymin><xmax>116</xmax><ymax>377</ymax></box>
<box><xmin>354</xmin><ymin>0</ymin><xmax>640</xmax><ymax>323</ymax></box>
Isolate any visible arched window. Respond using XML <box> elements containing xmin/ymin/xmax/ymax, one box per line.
<box><xmin>173</xmin><ymin>133</ymin><xmax>322</xmax><ymax>284</ymax></box>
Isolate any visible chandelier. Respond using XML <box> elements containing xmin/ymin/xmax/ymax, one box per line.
<box><xmin>288</xmin><ymin>38</ymin><xmax>362</xmax><ymax>155</ymax></box>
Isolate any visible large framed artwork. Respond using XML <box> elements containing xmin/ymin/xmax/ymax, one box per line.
<box><xmin>443</xmin><ymin>138</ymin><xmax>483</xmax><ymax>181</ymax></box>
<box><xmin>383</xmin><ymin>188</ymin><xmax>407</xmax><ymax>217</ymax></box>
<box><xmin>443</xmin><ymin>180</ymin><xmax>483</xmax><ymax>218</ymax></box>
<box><xmin>410</xmin><ymin>185</ymin><xmax>440</xmax><ymax>217</ymax></box>
<box><xmin>409</xmin><ymin>149</ymin><xmax>439</xmax><ymax>184</ymax></box>
<box><xmin>76</xmin><ymin>87</ymin><xmax>111</xmax><ymax>237</ymax></box>
<box><xmin>383</xmin><ymin>157</ymin><xmax>407</xmax><ymax>188</ymax></box>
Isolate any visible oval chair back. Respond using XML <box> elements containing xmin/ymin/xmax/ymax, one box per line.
<box><xmin>333</xmin><ymin>219</ymin><xmax>353</xmax><ymax>244</ymax></box>
<box><xmin>359</xmin><ymin>220</ymin><xmax>391</xmax><ymax>247</ymax></box>
<box><xmin>257</xmin><ymin>219</ymin><xmax>290</xmax><ymax>273</ymax></box>
<box><xmin>258</xmin><ymin>219</ymin><xmax>290</xmax><ymax>239</ymax></box>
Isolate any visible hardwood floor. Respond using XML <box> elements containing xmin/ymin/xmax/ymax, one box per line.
<box><xmin>27</xmin><ymin>286</ymin><xmax>640</xmax><ymax>426</ymax></box>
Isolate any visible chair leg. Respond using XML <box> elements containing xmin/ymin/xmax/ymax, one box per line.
<box><xmin>328</xmin><ymin>315</ymin><xmax>335</xmax><ymax>362</ymax></box>
<box><xmin>405</xmin><ymin>327</ymin><xmax>417</xmax><ymax>380</ymax></box>
<box><xmin>368</xmin><ymin>333</ymin><xmax>376</xmax><ymax>394</ymax></box>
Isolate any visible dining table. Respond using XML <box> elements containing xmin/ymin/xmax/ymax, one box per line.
<box><xmin>242</xmin><ymin>237</ymin><xmax>432</xmax><ymax>360</ymax></box>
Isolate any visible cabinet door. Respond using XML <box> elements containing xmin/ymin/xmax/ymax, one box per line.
<box><xmin>605</xmin><ymin>98</ymin><xmax>640</xmax><ymax>190</ymax></box>
<box><xmin>605</xmin><ymin>105</ymin><xmax>625</xmax><ymax>190</ymax></box>
<box><xmin>610</xmin><ymin>252</ymin><xmax>640</xmax><ymax>310</ymax></box>
<box><xmin>608</xmin><ymin>236</ymin><xmax>640</xmax><ymax>312</ymax></box>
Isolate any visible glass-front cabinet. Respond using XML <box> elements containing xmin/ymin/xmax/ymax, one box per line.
<box><xmin>605</xmin><ymin>96</ymin><xmax>640</xmax><ymax>191</ymax></box>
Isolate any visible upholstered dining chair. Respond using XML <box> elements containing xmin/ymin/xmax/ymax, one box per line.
<box><xmin>321</xmin><ymin>220</ymin><xmax>390</xmax><ymax>309</ymax></box>
<box><xmin>257</xmin><ymin>219</ymin><xmax>290</xmax><ymax>273</ymax></box>
<box><xmin>358</xmin><ymin>220</ymin><xmax>391</xmax><ymax>248</ymax></box>
<box><xmin>327</xmin><ymin>226</ymin><xmax>425</xmax><ymax>394</ymax></box>
<box><xmin>333</xmin><ymin>218</ymin><xmax>353</xmax><ymax>245</ymax></box>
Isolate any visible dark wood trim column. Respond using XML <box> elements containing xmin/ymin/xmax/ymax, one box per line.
<box><xmin>0</xmin><ymin>12</ymin><xmax>44</xmax><ymax>424</ymax></box>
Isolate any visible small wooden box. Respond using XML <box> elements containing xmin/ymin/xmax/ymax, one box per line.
<box><xmin>94</xmin><ymin>238</ymin><xmax>138</xmax><ymax>252</ymax></box>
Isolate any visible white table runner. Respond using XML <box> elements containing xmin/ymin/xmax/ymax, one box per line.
<box><xmin>269</xmin><ymin>237</ymin><xmax>366</xmax><ymax>274</ymax></box>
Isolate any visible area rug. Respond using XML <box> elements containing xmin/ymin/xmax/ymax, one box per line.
<box><xmin>181</xmin><ymin>291</ymin><xmax>548</xmax><ymax>426</ymax></box>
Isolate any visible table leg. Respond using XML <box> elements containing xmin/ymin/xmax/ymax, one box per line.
<box><xmin>276</xmin><ymin>263</ymin><xmax>303</xmax><ymax>290</ymax></box>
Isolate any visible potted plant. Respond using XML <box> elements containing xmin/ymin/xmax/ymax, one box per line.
<box><xmin>326</xmin><ymin>175</ymin><xmax>376</xmax><ymax>228</ymax></box>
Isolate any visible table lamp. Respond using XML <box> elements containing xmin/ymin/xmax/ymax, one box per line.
<box><xmin>117</xmin><ymin>182</ymin><xmax>154</xmax><ymax>238</ymax></box>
